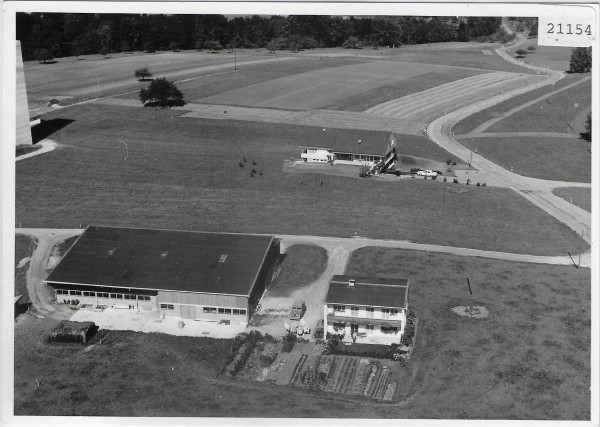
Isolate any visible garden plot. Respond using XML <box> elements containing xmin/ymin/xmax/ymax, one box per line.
<box><xmin>197</xmin><ymin>60</ymin><xmax>463</xmax><ymax>111</ymax></box>
<box><xmin>257</xmin><ymin>344</ymin><xmax>399</xmax><ymax>401</ymax></box>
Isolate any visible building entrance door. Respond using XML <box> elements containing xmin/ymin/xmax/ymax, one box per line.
<box><xmin>351</xmin><ymin>323</ymin><xmax>359</xmax><ymax>333</ymax></box>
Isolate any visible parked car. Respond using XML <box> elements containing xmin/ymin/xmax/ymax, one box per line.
<box><xmin>289</xmin><ymin>300</ymin><xmax>306</xmax><ymax>320</ymax></box>
<box><xmin>416</xmin><ymin>169</ymin><xmax>438</xmax><ymax>177</ymax></box>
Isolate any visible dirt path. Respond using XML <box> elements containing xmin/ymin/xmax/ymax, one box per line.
<box><xmin>16</xmin><ymin>228</ymin><xmax>84</xmax><ymax>318</ymax></box>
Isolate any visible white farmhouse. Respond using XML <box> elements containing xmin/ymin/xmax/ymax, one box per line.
<box><xmin>324</xmin><ymin>275</ymin><xmax>409</xmax><ymax>345</ymax></box>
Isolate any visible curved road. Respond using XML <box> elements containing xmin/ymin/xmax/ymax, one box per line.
<box><xmin>427</xmin><ymin>34</ymin><xmax>591</xmax><ymax>245</ymax></box>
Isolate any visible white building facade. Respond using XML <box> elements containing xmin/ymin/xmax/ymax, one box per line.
<box><xmin>324</xmin><ymin>275</ymin><xmax>409</xmax><ymax>345</ymax></box>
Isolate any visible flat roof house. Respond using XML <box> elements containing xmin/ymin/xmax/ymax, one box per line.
<box><xmin>45</xmin><ymin>226</ymin><xmax>280</xmax><ymax>326</ymax></box>
<box><xmin>299</xmin><ymin>128</ymin><xmax>397</xmax><ymax>171</ymax></box>
<box><xmin>324</xmin><ymin>275</ymin><xmax>409</xmax><ymax>345</ymax></box>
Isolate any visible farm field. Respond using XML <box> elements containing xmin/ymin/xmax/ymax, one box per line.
<box><xmin>24</xmin><ymin>49</ymin><xmax>263</xmax><ymax>103</ymax></box>
<box><xmin>15</xmin><ymin>104</ymin><xmax>587</xmax><ymax>256</ymax></box>
<box><xmin>452</xmin><ymin>73</ymin><xmax>588</xmax><ymax>135</ymax></box>
<box><xmin>14</xmin><ymin>245</ymin><xmax>590</xmax><ymax>419</ymax></box>
<box><xmin>553</xmin><ymin>187</ymin><xmax>591</xmax><ymax>212</ymax></box>
<box><xmin>116</xmin><ymin>56</ymin><xmax>369</xmax><ymax>103</ymax></box>
<box><xmin>197</xmin><ymin>60</ymin><xmax>489</xmax><ymax>111</ymax></box>
<box><xmin>458</xmin><ymin>135</ymin><xmax>591</xmax><ymax>182</ymax></box>
<box><xmin>486</xmin><ymin>77</ymin><xmax>591</xmax><ymax>134</ymax></box>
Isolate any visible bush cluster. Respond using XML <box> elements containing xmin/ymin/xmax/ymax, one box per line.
<box><xmin>222</xmin><ymin>330</ymin><xmax>264</xmax><ymax>375</ymax></box>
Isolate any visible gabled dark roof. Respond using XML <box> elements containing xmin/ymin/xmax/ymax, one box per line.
<box><xmin>325</xmin><ymin>275</ymin><xmax>409</xmax><ymax>309</ymax></box>
<box><xmin>45</xmin><ymin>226</ymin><xmax>275</xmax><ymax>296</ymax></box>
<box><xmin>300</xmin><ymin>128</ymin><xmax>394</xmax><ymax>156</ymax></box>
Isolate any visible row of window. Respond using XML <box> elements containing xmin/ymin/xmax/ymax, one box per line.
<box><xmin>333</xmin><ymin>305</ymin><xmax>399</xmax><ymax>315</ymax></box>
<box><xmin>55</xmin><ymin>289</ymin><xmax>151</xmax><ymax>301</ymax></box>
<box><xmin>159</xmin><ymin>304</ymin><xmax>246</xmax><ymax>316</ymax></box>
<box><xmin>332</xmin><ymin>322</ymin><xmax>374</xmax><ymax>330</ymax></box>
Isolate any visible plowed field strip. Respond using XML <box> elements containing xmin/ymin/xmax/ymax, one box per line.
<box><xmin>365</xmin><ymin>72</ymin><xmax>539</xmax><ymax>122</ymax></box>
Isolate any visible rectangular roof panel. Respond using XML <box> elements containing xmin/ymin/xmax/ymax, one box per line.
<box><xmin>326</xmin><ymin>275</ymin><xmax>409</xmax><ymax>308</ymax></box>
<box><xmin>46</xmin><ymin>226</ymin><xmax>274</xmax><ymax>296</ymax></box>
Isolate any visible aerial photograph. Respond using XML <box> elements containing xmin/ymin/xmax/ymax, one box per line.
<box><xmin>9</xmin><ymin>6</ymin><xmax>593</xmax><ymax>421</ymax></box>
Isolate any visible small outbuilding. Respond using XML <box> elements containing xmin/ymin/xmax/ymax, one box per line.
<box><xmin>49</xmin><ymin>321</ymin><xmax>97</xmax><ymax>344</ymax></box>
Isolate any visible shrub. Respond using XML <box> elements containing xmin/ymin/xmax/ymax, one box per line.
<box><xmin>515</xmin><ymin>49</ymin><xmax>527</xmax><ymax>58</ymax></box>
<box><xmin>258</xmin><ymin>353</ymin><xmax>276</xmax><ymax>367</ymax></box>
<box><xmin>252</xmin><ymin>160</ymin><xmax>257</xmax><ymax>165</ymax></box>
<box><xmin>466</xmin><ymin>179</ymin><xmax>470</xmax><ymax>185</ymax></box>
<box><xmin>482</xmin><ymin>183</ymin><xmax>487</xmax><ymax>187</ymax></box>
<box><xmin>527</xmin><ymin>46</ymin><xmax>536</xmax><ymax>52</ymax></box>
<box><xmin>453</xmin><ymin>179</ymin><xmax>459</xmax><ymax>184</ymax></box>
<box><xmin>569</xmin><ymin>47</ymin><xmax>592</xmax><ymax>73</ymax></box>
<box><xmin>476</xmin><ymin>182</ymin><xmax>481</xmax><ymax>186</ymax></box>
<box><xmin>239</xmin><ymin>162</ymin><xmax>244</xmax><ymax>168</ymax></box>
<box><xmin>443</xmin><ymin>177</ymin><xmax>447</xmax><ymax>182</ymax></box>
<box><xmin>410</xmin><ymin>168</ymin><xmax>421</xmax><ymax>173</ymax></box>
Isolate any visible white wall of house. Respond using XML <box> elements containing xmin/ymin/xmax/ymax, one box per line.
<box><xmin>301</xmin><ymin>148</ymin><xmax>332</xmax><ymax>162</ymax></box>
<box><xmin>324</xmin><ymin>303</ymin><xmax>407</xmax><ymax>344</ymax></box>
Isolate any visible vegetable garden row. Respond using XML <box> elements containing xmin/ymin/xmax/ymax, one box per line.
<box><xmin>264</xmin><ymin>353</ymin><xmax>397</xmax><ymax>401</ymax></box>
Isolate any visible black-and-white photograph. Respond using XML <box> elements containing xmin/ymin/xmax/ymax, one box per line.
<box><xmin>3</xmin><ymin>1</ymin><xmax>597</xmax><ymax>422</ymax></box>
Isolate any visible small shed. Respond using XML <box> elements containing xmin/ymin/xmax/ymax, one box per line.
<box><xmin>49</xmin><ymin>321</ymin><xmax>97</xmax><ymax>344</ymax></box>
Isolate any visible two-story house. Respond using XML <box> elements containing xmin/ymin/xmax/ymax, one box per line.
<box><xmin>323</xmin><ymin>275</ymin><xmax>410</xmax><ymax>345</ymax></box>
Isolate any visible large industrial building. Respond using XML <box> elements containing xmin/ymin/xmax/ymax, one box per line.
<box><xmin>45</xmin><ymin>226</ymin><xmax>281</xmax><ymax>325</ymax></box>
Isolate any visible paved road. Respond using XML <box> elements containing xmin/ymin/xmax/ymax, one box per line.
<box><xmin>427</xmin><ymin>35</ymin><xmax>591</xmax><ymax>244</ymax></box>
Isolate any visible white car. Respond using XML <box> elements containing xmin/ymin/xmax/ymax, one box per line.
<box><xmin>416</xmin><ymin>169</ymin><xmax>438</xmax><ymax>177</ymax></box>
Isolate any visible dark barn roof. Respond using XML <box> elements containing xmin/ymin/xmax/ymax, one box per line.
<box><xmin>325</xmin><ymin>275</ymin><xmax>409</xmax><ymax>309</ymax></box>
<box><xmin>45</xmin><ymin>226</ymin><xmax>275</xmax><ymax>296</ymax></box>
<box><xmin>300</xmin><ymin>128</ymin><xmax>393</xmax><ymax>156</ymax></box>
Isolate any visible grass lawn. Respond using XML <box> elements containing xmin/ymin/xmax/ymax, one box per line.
<box><xmin>453</xmin><ymin>74</ymin><xmax>588</xmax><ymax>135</ymax></box>
<box><xmin>267</xmin><ymin>245</ymin><xmax>328</xmax><ymax>298</ymax></box>
<box><xmin>14</xmin><ymin>246</ymin><xmax>590</xmax><ymax>419</ymax></box>
<box><xmin>15</xmin><ymin>103</ymin><xmax>586</xmax><ymax>256</ymax></box>
<box><xmin>486</xmin><ymin>77</ymin><xmax>591</xmax><ymax>134</ymax></box>
<box><xmin>345</xmin><ymin>247</ymin><xmax>590</xmax><ymax>420</ymax></box>
<box><xmin>459</xmin><ymin>135</ymin><xmax>590</xmax><ymax>182</ymax></box>
<box><xmin>16</xmin><ymin>145</ymin><xmax>42</xmax><ymax>157</ymax></box>
<box><xmin>14</xmin><ymin>234</ymin><xmax>36</xmax><ymax>298</ymax></box>
<box><xmin>383</xmin><ymin>48</ymin><xmax>540</xmax><ymax>74</ymax></box>
<box><xmin>506</xmin><ymin>41</ymin><xmax>573</xmax><ymax>72</ymax></box>
<box><xmin>552</xmin><ymin>187</ymin><xmax>591</xmax><ymax>212</ymax></box>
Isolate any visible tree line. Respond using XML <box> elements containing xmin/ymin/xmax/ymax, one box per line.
<box><xmin>16</xmin><ymin>13</ymin><xmax>506</xmax><ymax>60</ymax></box>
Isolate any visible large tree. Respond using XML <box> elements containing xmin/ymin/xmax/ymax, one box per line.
<box><xmin>569</xmin><ymin>47</ymin><xmax>592</xmax><ymax>73</ymax></box>
<box><xmin>139</xmin><ymin>77</ymin><xmax>184</xmax><ymax>108</ymax></box>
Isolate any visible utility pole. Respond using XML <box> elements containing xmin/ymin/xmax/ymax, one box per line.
<box><xmin>97</xmin><ymin>77</ymin><xmax>101</xmax><ymax>98</ymax></box>
<box><xmin>578</xmin><ymin>229</ymin><xmax>584</xmax><ymax>268</ymax></box>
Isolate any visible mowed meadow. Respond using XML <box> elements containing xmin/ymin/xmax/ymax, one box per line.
<box><xmin>17</xmin><ymin>103</ymin><xmax>585</xmax><ymax>256</ymax></box>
